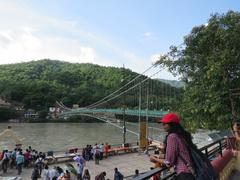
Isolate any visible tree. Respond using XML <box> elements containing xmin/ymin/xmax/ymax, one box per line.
<box><xmin>0</xmin><ymin>107</ymin><xmax>18</xmax><ymax>122</ymax></box>
<box><xmin>156</xmin><ymin>11</ymin><xmax>240</xmax><ymax>129</ymax></box>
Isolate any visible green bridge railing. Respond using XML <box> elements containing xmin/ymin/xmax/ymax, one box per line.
<box><xmin>60</xmin><ymin>108</ymin><xmax>168</xmax><ymax>118</ymax></box>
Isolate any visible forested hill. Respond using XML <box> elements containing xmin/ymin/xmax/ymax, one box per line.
<box><xmin>157</xmin><ymin>79</ymin><xmax>184</xmax><ymax>88</ymax></box>
<box><xmin>0</xmin><ymin>60</ymin><xmax>135</xmax><ymax>109</ymax></box>
<box><xmin>0</xmin><ymin>59</ymin><xmax>180</xmax><ymax>113</ymax></box>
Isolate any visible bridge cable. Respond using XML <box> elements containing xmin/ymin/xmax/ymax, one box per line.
<box><xmin>86</xmin><ymin>68</ymin><xmax>164</xmax><ymax>108</ymax></box>
<box><xmin>84</xmin><ymin>65</ymin><xmax>156</xmax><ymax>109</ymax></box>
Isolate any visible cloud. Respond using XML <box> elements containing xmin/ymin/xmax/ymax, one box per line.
<box><xmin>144</xmin><ymin>32</ymin><xmax>152</xmax><ymax>38</ymax></box>
<box><xmin>0</xmin><ymin>27</ymin><xmax>96</xmax><ymax>64</ymax></box>
<box><xmin>0</xmin><ymin>32</ymin><xmax>12</xmax><ymax>48</ymax></box>
<box><xmin>0</xmin><ymin>1</ymin><xmax>121</xmax><ymax>66</ymax></box>
<box><xmin>141</xmin><ymin>32</ymin><xmax>159</xmax><ymax>42</ymax></box>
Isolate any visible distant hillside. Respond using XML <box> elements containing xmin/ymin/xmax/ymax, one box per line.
<box><xmin>157</xmin><ymin>79</ymin><xmax>184</xmax><ymax>88</ymax></box>
<box><xmin>0</xmin><ymin>59</ymin><xmax>182</xmax><ymax>121</ymax></box>
<box><xmin>0</xmin><ymin>59</ymin><xmax>138</xmax><ymax>109</ymax></box>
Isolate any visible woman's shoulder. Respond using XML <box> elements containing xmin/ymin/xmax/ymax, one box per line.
<box><xmin>167</xmin><ymin>133</ymin><xmax>179</xmax><ymax>139</ymax></box>
<box><xmin>166</xmin><ymin>133</ymin><xmax>181</xmax><ymax>144</ymax></box>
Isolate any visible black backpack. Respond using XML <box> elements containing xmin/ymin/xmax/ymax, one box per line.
<box><xmin>179</xmin><ymin>139</ymin><xmax>218</xmax><ymax>180</ymax></box>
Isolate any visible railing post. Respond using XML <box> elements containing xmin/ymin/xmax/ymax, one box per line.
<box><xmin>123</xmin><ymin>108</ymin><xmax>126</xmax><ymax>146</ymax></box>
<box><xmin>205</xmin><ymin>149</ymin><xmax>208</xmax><ymax>157</ymax></box>
<box><xmin>219</xmin><ymin>141</ymin><xmax>223</xmax><ymax>157</ymax></box>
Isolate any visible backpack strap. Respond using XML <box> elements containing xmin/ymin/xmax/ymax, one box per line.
<box><xmin>178</xmin><ymin>137</ymin><xmax>196</xmax><ymax>176</ymax></box>
<box><xmin>178</xmin><ymin>152</ymin><xmax>196</xmax><ymax>176</ymax></box>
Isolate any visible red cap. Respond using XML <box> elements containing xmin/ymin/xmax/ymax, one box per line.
<box><xmin>158</xmin><ymin>113</ymin><xmax>180</xmax><ymax>124</ymax></box>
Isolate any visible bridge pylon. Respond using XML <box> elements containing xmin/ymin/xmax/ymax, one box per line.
<box><xmin>139</xmin><ymin>122</ymin><xmax>147</xmax><ymax>149</ymax></box>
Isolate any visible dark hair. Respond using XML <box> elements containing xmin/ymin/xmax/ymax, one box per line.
<box><xmin>84</xmin><ymin>169</ymin><xmax>90</xmax><ymax>175</ymax></box>
<box><xmin>164</xmin><ymin>123</ymin><xmax>196</xmax><ymax>148</ymax></box>
<box><xmin>57</xmin><ymin>166</ymin><xmax>63</xmax><ymax>174</ymax></box>
<box><xmin>233</xmin><ymin>121</ymin><xmax>240</xmax><ymax>126</ymax></box>
<box><xmin>231</xmin><ymin>121</ymin><xmax>240</xmax><ymax>131</ymax></box>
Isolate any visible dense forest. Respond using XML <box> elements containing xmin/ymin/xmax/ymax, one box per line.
<box><xmin>0</xmin><ymin>59</ymin><xmax>181</xmax><ymax>122</ymax></box>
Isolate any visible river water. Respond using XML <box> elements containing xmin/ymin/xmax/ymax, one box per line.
<box><xmin>0</xmin><ymin>122</ymin><xmax>210</xmax><ymax>152</ymax></box>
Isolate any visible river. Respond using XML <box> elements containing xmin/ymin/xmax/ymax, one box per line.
<box><xmin>0</xmin><ymin>122</ymin><xmax>211</xmax><ymax>152</ymax></box>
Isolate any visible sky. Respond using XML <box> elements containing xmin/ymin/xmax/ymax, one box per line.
<box><xmin>0</xmin><ymin>0</ymin><xmax>239</xmax><ymax>80</ymax></box>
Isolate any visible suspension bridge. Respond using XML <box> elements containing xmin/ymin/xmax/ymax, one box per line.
<box><xmin>54</xmin><ymin>65</ymin><xmax>182</xmax><ymax>144</ymax></box>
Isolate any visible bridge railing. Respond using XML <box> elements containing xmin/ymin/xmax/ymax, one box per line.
<box><xmin>132</xmin><ymin>137</ymin><xmax>228</xmax><ymax>180</ymax></box>
<box><xmin>60</xmin><ymin>108</ymin><xmax>169</xmax><ymax>118</ymax></box>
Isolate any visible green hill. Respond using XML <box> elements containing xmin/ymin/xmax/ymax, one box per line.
<box><xmin>0</xmin><ymin>59</ymin><xmax>138</xmax><ymax>108</ymax></box>
<box><xmin>157</xmin><ymin>79</ymin><xmax>184</xmax><ymax>88</ymax></box>
<box><xmin>0</xmin><ymin>59</ymin><xmax>182</xmax><ymax>121</ymax></box>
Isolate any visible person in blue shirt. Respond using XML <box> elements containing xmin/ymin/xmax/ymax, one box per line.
<box><xmin>16</xmin><ymin>151</ymin><xmax>24</xmax><ymax>175</ymax></box>
<box><xmin>77</xmin><ymin>163</ymin><xmax>84</xmax><ymax>180</ymax></box>
<box><xmin>114</xmin><ymin>168</ymin><xmax>123</xmax><ymax>180</ymax></box>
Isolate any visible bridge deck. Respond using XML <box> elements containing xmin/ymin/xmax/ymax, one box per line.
<box><xmin>61</xmin><ymin>108</ymin><xmax>168</xmax><ymax>118</ymax></box>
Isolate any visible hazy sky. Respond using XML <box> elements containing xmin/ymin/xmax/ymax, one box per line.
<box><xmin>0</xmin><ymin>0</ymin><xmax>239</xmax><ymax>79</ymax></box>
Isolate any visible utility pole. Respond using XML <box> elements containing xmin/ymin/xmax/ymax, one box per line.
<box><xmin>121</xmin><ymin>64</ymin><xmax>126</xmax><ymax>147</ymax></box>
<box><xmin>145</xmin><ymin>80</ymin><xmax>149</xmax><ymax>153</ymax></box>
<box><xmin>138</xmin><ymin>83</ymin><xmax>142</xmax><ymax>150</ymax></box>
<box><xmin>123</xmin><ymin>108</ymin><xmax>126</xmax><ymax>146</ymax></box>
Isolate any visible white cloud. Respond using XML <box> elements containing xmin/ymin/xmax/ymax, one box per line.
<box><xmin>141</xmin><ymin>32</ymin><xmax>158</xmax><ymax>41</ymax></box>
<box><xmin>0</xmin><ymin>27</ymin><xmax>96</xmax><ymax>64</ymax></box>
<box><xmin>144</xmin><ymin>32</ymin><xmax>152</xmax><ymax>38</ymax></box>
<box><xmin>0</xmin><ymin>1</ymin><xmax>118</xmax><ymax>66</ymax></box>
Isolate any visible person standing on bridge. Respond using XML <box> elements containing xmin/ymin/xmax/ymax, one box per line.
<box><xmin>150</xmin><ymin>113</ymin><xmax>195</xmax><ymax>180</ymax></box>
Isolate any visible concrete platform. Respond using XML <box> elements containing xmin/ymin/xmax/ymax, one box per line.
<box><xmin>0</xmin><ymin>152</ymin><xmax>153</xmax><ymax>180</ymax></box>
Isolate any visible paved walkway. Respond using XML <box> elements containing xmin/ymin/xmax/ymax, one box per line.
<box><xmin>0</xmin><ymin>152</ymin><xmax>153</xmax><ymax>180</ymax></box>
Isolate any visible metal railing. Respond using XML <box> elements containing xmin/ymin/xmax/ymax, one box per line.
<box><xmin>60</xmin><ymin>108</ymin><xmax>168</xmax><ymax>118</ymax></box>
<box><xmin>132</xmin><ymin>137</ymin><xmax>228</xmax><ymax>180</ymax></box>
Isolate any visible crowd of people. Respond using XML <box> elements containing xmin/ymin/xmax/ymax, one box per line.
<box><xmin>0</xmin><ymin>142</ymin><xmax>136</xmax><ymax>180</ymax></box>
<box><xmin>0</xmin><ymin>146</ymin><xmax>47</xmax><ymax>176</ymax></box>
<box><xmin>82</xmin><ymin>143</ymin><xmax>112</xmax><ymax>164</ymax></box>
